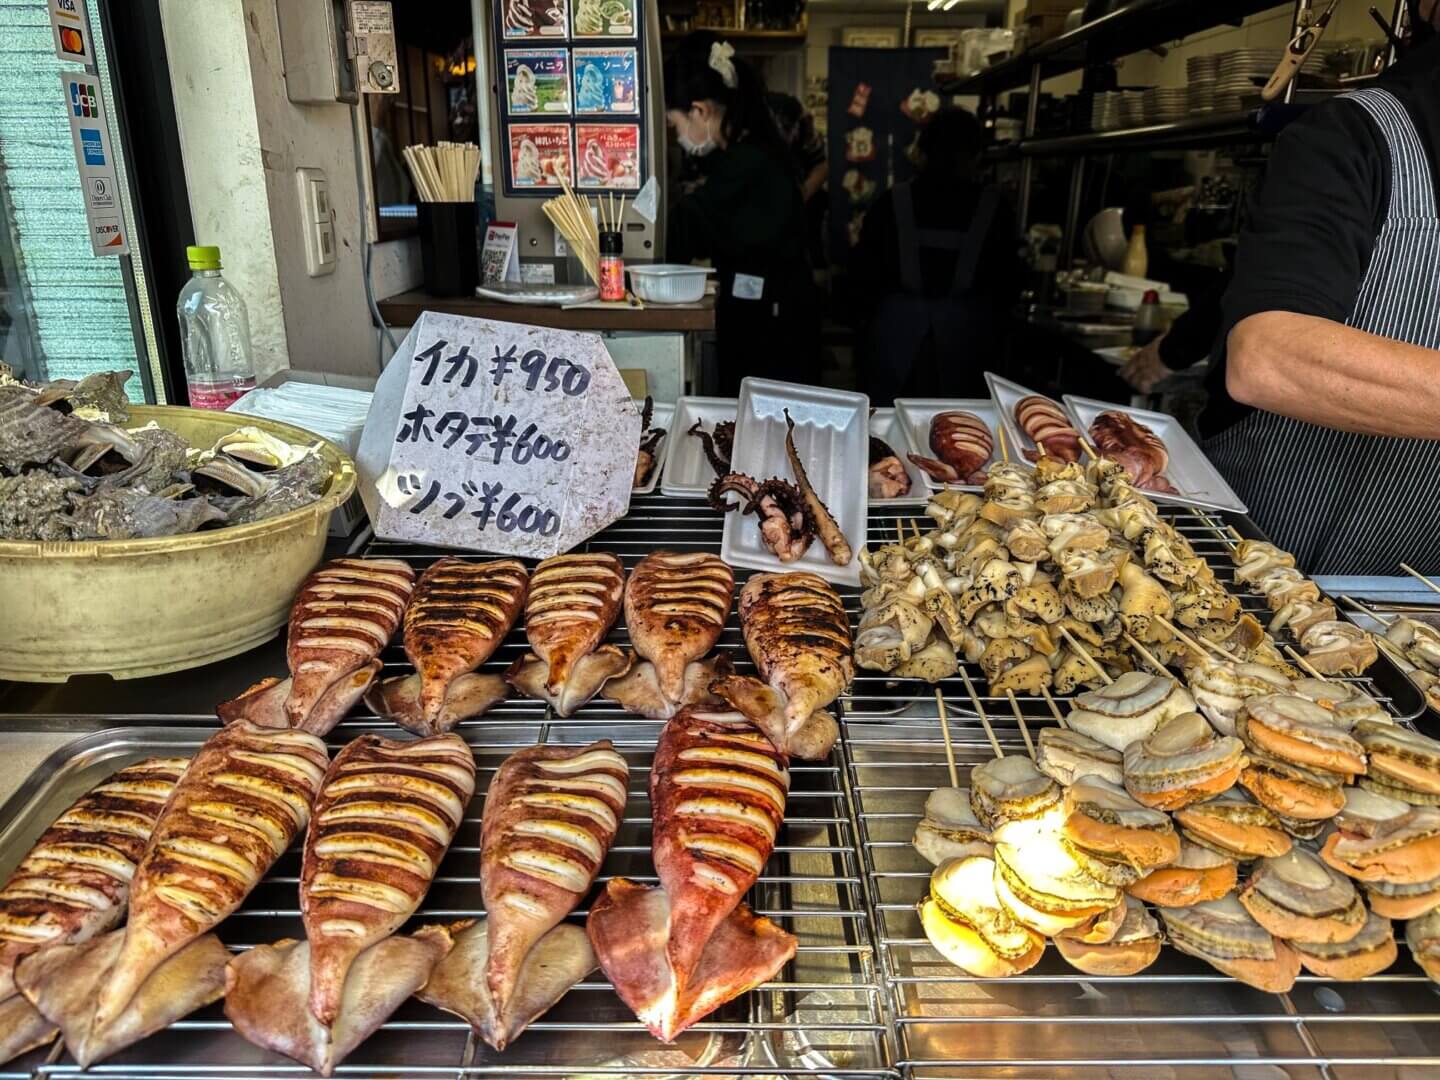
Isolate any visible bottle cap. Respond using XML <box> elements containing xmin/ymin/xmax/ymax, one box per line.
<box><xmin>187</xmin><ymin>245</ymin><xmax>222</xmax><ymax>270</ymax></box>
<box><xmin>600</xmin><ymin>231</ymin><xmax>623</xmax><ymax>256</ymax></box>
<box><xmin>1141</xmin><ymin>289</ymin><xmax>1160</xmax><ymax>304</ymax></box>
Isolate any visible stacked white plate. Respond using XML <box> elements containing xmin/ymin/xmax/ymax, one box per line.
<box><xmin>1141</xmin><ymin>87</ymin><xmax>1189</xmax><ymax>123</ymax></box>
<box><xmin>1186</xmin><ymin>53</ymin><xmax>1222</xmax><ymax>82</ymax></box>
<box><xmin>1188</xmin><ymin>77</ymin><xmax>1217</xmax><ymax>114</ymax></box>
<box><xmin>1091</xmin><ymin>91</ymin><xmax>1123</xmax><ymax>131</ymax></box>
<box><xmin>1119</xmin><ymin>90</ymin><xmax>1144</xmax><ymax>127</ymax></box>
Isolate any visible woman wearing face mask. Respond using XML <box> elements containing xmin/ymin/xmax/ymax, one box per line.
<box><xmin>664</xmin><ymin>33</ymin><xmax>820</xmax><ymax>394</ymax></box>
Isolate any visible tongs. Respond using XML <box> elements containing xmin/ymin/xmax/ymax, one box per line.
<box><xmin>1262</xmin><ymin>0</ymin><xmax>1341</xmax><ymax>102</ymax></box>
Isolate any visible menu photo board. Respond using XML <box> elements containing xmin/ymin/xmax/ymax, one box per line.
<box><xmin>506</xmin><ymin>48</ymin><xmax>572</xmax><ymax>114</ymax></box>
<box><xmin>508</xmin><ymin>122</ymin><xmax>574</xmax><ymax>189</ymax></box>
<box><xmin>575</xmin><ymin>123</ymin><xmax>640</xmax><ymax>190</ymax></box>
<box><xmin>573</xmin><ymin>46</ymin><xmax>637</xmax><ymax>113</ymax></box>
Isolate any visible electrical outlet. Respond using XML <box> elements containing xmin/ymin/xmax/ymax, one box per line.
<box><xmin>296</xmin><ymin>167</ymin><xmax>335</xmax><ymax>276</ymax></box>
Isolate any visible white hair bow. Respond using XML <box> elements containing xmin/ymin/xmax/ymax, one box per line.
<box><xmin>709</xmin><ymin>40</ymin><xmax>738</xmax><ymax>89</ymax></box>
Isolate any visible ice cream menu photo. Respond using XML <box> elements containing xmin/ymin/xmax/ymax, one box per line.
<box><xmin>575</xmin><ymin>123</ymin><xmax>640</xmax><ymax>189</ymax></box>
<box><xmin>503</xmin><ymin>0</ymin><xmax>568</xmax><ymax>38</ymax></box>
<box><xmin>572</xmin><ymin>0</ymin><xmax>636</xmax><ymax>36</ymax></box>
<box><xmin>573</xmin><ymin>47</ymin><xmax>637</xmax><ymax>113</ymax></box>
<box><xmin>509</xmin><ymin>123</ymin><xmax>574</xmax><ymax>187</ymax></box>
<box><xmin>506</xmin><ymin>49</ymin><xmax>571</xmax><ymax>113</ymax></box>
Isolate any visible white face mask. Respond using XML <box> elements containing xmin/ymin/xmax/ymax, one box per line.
<box><xmin>677</xmin><ymin>111</ymin><xmax>717</xmax><ymax>157</ymax></box>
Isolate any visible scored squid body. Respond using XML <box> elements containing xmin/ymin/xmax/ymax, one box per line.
<box><xmin>300</xmin><ymin>734</ymin><xmax>476</xmax><ymax>1026</ymax></box>
<box><xmin>86</xmin><ymin>722</ymin><xmax>331</xmax><ymax>1039</ymax></box>
<box><xmin>423</xmin><ymin>741</ymin><xmax>629</xmax><ymax>1048</ymax></box>
<box><xmin>587</xmin><ymin>709</ymin><xmax>797</xmax><ymax>1043</ymax></box>
<box><xmin>0</xmin><ymin>758</ymin><xmax>187</xmax><ymax>1065</ymax></box>
<box><xmin>525</xmin><ymin>553</ymin><xmax>627</xmax><ymax>695</ymax></box>
<box><xmin>366</xmin><ymin>558</ymin><xmax>528</xmax><ymax>735</ymax></box>
<box><xmin>624</xmin><ymin>550</ymin><xmax>734</xmax><ymax>704</ymax></box>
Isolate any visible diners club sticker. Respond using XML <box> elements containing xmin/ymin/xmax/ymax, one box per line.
<box><xmin>575</xmin><ymin>124</ymin><xmax>640</xmax><ymax>190</ymax></box>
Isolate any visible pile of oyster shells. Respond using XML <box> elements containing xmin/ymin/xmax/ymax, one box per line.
<box><xmin>0</xmin><ymin>370</ymin><xmax>330</xmax><ymax>542</ymax></box>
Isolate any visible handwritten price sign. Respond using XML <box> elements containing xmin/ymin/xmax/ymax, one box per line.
<box><xmin>356</xmin><ymin>312</ymin><xmax>640</xmax><ymax>556</ymax></box>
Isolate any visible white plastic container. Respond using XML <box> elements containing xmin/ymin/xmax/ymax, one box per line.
<box><xmin>626</xmin><ymin>264</ymin><xmax>713</xmax><ymax>304</ymax></box>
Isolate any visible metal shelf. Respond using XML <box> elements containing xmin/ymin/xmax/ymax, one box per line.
<box><xmin>993</xmin><ymin>108</ymin><xmax>1268</xmax><ymax>159</ymax></box>
<box><xmin>945</xmin><ymin>0</ymin><xmax>1286</xmax><ymax>97</ymax></box>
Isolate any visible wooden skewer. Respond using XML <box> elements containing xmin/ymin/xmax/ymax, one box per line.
<box><xmin>934</xmin><ymin>690</ymin><xmax>961</xmax><ymax>787</ymax></box>
<box><xmin>911</xmin><ymin>520</ymin><xmax>924</xmax><ymax>540</ymax></box>
<box><xmin>1375</xmin><ymin>633</ymin><xmax>1414</xmax><ymax>672</ymax></box>
<box><xmin>1157</xmin><ymin>615</ymin><xmax>1240</xmax><ymax>663</ymax></box>
<box><xmin>996</xmin><ymin>423</ymin><xmax>1010</xmax><ymax>465</ymax></box>
<box><xmin>1005</xmin><ymin>690</ymin><xmax>1037</xmax><ymax>759</ymax></box>
<box><xmin>1339</xmin><ymin>594</ymin><xmax>1395</xmax><ymax>628</ymax></box>
<box><xmin>617</xmin><ymin>194</ymin><xmax>627</xmax><ymax>225</ymax></box>
<box><xmin>1154</xmin><ymin>616</ymin><xmax>1212</xmax><ymax>662</ymax></box>
<box><xmin>895</xmin><ymin>518</ymin><xmax>905</xmax><ymax>544</ymax></box>
<box><xmin>959</xmin><ymin>669</ymin><xmax>1005</xmax><ymax>760</ymax></box>
<box><xmin>1057</xmin><ymin>625</ymin><xmax>1113</xmax><ymax>685</ymax></box>
<box><xmin>1122</xmin><ymin>631</ymin><xmax>1168</xmax><ymax>675</ymax></box>
<box><xmin>1078</xmin><ymin>436</ymin><xmax>1099</xmax><ymax>461</ymax></box>
<box><xmin>1282</xmin><ymin>644</ymin><xmax>1328</xmax><ymax>681</ymax></box>
<box><xmin>1400</xmin><ymin>563</ymin><xmax>1440</xmax><ymax>598</ymax></box>
<box><xmin>1039</xmin><ymin>685</ymin><xmax>1069</xmax><ymax>729</ymax></box>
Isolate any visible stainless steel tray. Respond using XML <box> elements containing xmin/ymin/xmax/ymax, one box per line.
<box><xmin>0</xmin><ymin>720</ymin><xmax>894</xmax><ymax>1079</ymax></box>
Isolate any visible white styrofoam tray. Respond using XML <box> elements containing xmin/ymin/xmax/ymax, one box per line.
<box><xmin>660</xmin><ymin>397</ymin><xmax>737</xmax><ymax>497</ymax></box>
<box><xmin>869</xmin><ymin>408</ymin><xmax>928</xmax><ymax>507</ymax></box>
<box><xmin>631</xmin><ymin>401</ymin><xmax>674</xmax><ymax>495</ymax></box>
<box><xmin>894</xmin><ymin>398</ymin><xmax>1019</xmax><ymax>493</ymax></box>
<box><xmin>723</xmin><ymin>378</ymin><xmax>868</xmax><ymax>587</ymax></box>
<box><xmin>983</xmin><ymin>372</ymin><xmax>1080</xmax><ymax>466</ymax></box>
<box><xmin>1062</xmin><ymin>394</ymin><xmax>1248</xmax><ymax>514</ymax></box>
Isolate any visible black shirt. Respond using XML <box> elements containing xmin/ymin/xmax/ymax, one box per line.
<box><xmin>1201</xmin><ymin>34</ymin><xmax>1440</xmax><ymax>439</ymax></box>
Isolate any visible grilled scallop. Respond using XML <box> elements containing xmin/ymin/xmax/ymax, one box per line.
<box><xmin>912</xmin><ymin>787</ymin><xmax>993</xmax><ymax>867</ymax></box>
<box><xmin>1238</xmin><ymin>848</ymin><xmax>1366</xmax><ymax>944</ymax></box>
<box><xmin>970</xmin><ymin>755</ymin><xmax>1062</xmax><ymax>839</ymax></box>
<box><xmin>1364</xmin><ymin>874</ymin><xmax>1440</xmax><ymax>919</ymax></box>
<box><xmin>1357</xmin><ymin>724</ymin><xmax>1440</xmax><ymax>804</ymax></box>
<box><xmin>713</xmin><ymin>572</ymin><xmax>853</xmax><ymax>759</ymax></box>
<box><xmin>1289</xmin><ymin>678</ymin><xmax>1391</xmax><ymax>729</ymax></box>
<box><xmin>993</xmin><ymin>834</ymin><xmax>1121</xmax><ymax>936</ymax></box>
<box><xmin>1292</xmin><ymin>910</ymin><xmax>1397</xmax><ymax>980</ymax></box>
<box><xmin>366</xmin><ymin>558</ymin><xmax>526</xmax><ymax>735</ymax></box>
<box><xmin>480</xmin><ymin>741</ymin><xmax>628</xmax><ymax>1031</ymax></box>
<box><xmin>1065</xmin><ymin>672</ymin><xmax>1196</xmax><ymax>752</ymax></box>
<box><xmin>1123</xmin><ymin>712</ymin><xmax>1245</xmax><ymax>811</ymax></box>
<box><xmin>0</xmin><ymin>757</ymin><xmax>185</xmax><ymax>1003</ymax></box>
<box><xmin>285</xmin><ymin>559</ymin><xmax>415</xmax><ymax>730</ymax></box>
<box><xmin>1319</xmin><ymin>787</ymin><xmax>1440</xmax><ymax>885</ymax></box>
<box><xmin>1174</xmin><ymin>789</ymin><xmax>1292</xmax><ymax>861</ymax></box>
<box><xmin>523</xmin><ymin>553</ymin><xmax>626</xmax><ymax>695</ymax></box>
<box><xmin>1036</xmin><ymin>727</ymin><xmax>1124</xmax><ymax>787</ymax></box>
<box><xmin>1187</xmin><ymin>660</ymin><xmax>1294</xmax><ymax>736</ymax></box>
<box><xmin>1127</xmin><ymin>839</ymin><xmax>1237</xmax><ymax>908</ymax></box>
<box><xmin>301</xmin><ymin>734</ymin><xmax>475</xmax><ymax>1026</ymax></box>
<box><xmin>1237</xmin><ymin>694</ymin><xmax>1367</xmax><ymax>778</ymax></box>
<box><xmin>88</xmin><ymin>723</ymin><xmax>329</xmax><ymax>1037</ymax></box>
<box><xmin>1054</xmin><ymin>896</ymin><xmax>1162</xmax><ymax>976</ymax></box>
<box><xmin>1062</xmin><ymin>776</ymin><xmax>1180</xmax><ymax>884</ymax></box>
<box><xmin>921</xmin><ymin>855</ymin><xmax>1044</xmax><ymax>978</ymax></box>
<box><xmin>623</xmin><ymin>550</ymin><xmax>734</xmax><ymax>705</ymax></box>
<box><xmin>652</xmin><ymin>708</ymin><xmax>789</xmax><ymax>992</ymax></box>
<box><xmin>1162</xmin><ymin>894</ymin><xmax>1300</xmax><ymax>993</ymax></box>
<box><xmin>1240</xmin><ymin>748</ymin><xmax>1347</xmax><ymax>821</ymax></box>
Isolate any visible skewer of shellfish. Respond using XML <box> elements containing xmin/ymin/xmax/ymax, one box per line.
<box><xmin>1039</xmin><ymin>686</ymin><xmax>1069</xmax><ymax>730</ymax></box>
<box><xmin>1056</xmin><ymin>624</ymin><xmax>1113</xmax><ymax>686</ymax></box>
<box><xmin>1122</xmin><ymin>632</ymin><xmax>1169</xmax><ymax>677</ymax></box>
<box><xmin>934</xmin><ymin>689</ymin><xmax>960</xmax><ymax>788</ymax></box>
<box><xmin>1005</xmin><ymin>691</ymin><xmax>1037</xmax><ymax>759</ymax></box>
<box><xmin>1283</xmin><ymin>644</ymin><xmax>1330</xmax><ymax>681</ymax></box>
<box><xmin>1400</xmin><ymin>563</ymin><xmax>1440</xmax><ymax>601</ymax></box>
<box><xmin>1157</xmin><ymin>615</ymin><xmax>1240</xmax><ymax>663</ymax></box>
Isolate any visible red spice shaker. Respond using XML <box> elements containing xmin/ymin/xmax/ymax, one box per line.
<box><xmin>599</xmin><ymin>230</ymin><xmax>625</xmax><ymax>301</ymax></box>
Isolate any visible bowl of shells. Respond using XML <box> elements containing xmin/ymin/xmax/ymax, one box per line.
<box><xmin>0</xmin><ymin>371</ymin><xmax>356</xmax><ymax>681</ymax></box>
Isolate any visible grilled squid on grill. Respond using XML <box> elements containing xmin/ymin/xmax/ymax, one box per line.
<box><xmin>0</xmin><ymin>757</ymin><xmax>187</xmax><ymax>1065</ymax></box>
<box><xmin>420</xmin><ymin>741</ymin><xmax>629</xmax><ymax>1050</ymax></box>
<box><xmin>505</xmin><ymin>553</ymin><xmax>627</xmax><ymax>716</ymax></box>
<box><xmin>217</xmin><ymin>558</ymin><xmax>416</xmax><ymax>734</ymax></box>
<box><xmin>365</xmin><ymin>557</ymin><xmax>527</xmax><ymax>734</ymax></box>
<box><xmin>1089</xmin><ymin>412</ymin><xmax>1176</xmax><ymax>494</ymax></box>
<box><xmin>223</xmin><ymin>733</ymin><xmax>475</xmax><ymax>1075</ymax></box>
<box><xmin>908</xmin><ymin>410</ymin><xmax>994</xmax><ymax>485</ymax></box>
<box><xmin>18</xmin><ymin>724</ymin><xmax>329</xmax><ymax>1068</ymax></box>
<box><xmin>588</xmin><ymin>709</ymin><xmax>796</xmax><ymax>1043</ymax></box>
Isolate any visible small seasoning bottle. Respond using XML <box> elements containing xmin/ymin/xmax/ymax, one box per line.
<box><xmin>599</xmin><ymin>230</ymin><xmax>625</xmax><ymax>302</ymax></box>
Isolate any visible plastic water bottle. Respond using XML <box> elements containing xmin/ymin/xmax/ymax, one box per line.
<box><xmin>177</xmin><ymin>245</ymin><xmax>257</xmax><ymax>409</ymax></box>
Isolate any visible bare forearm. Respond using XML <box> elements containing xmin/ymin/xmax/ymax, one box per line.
<box><xmin>1226</xmin><ymin>311</ymin><xmax>1440</xmax><ymax>439</ymax></box>
<box><xmin>801</xmin><ymin>163</ymin><xmax>826</xmax><ymax>201</ymax></box>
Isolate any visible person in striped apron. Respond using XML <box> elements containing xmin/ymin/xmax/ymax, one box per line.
<box><xmin>1204</xmin><ymin>5</ymin><xmax>1440</xmax><ymax>574</ymax></box>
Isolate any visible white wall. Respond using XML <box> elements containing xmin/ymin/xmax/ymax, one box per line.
<box><xmin>161</xmin><ymin>0</ymin><xmax>383</xmax><ymax>381</ymax></box>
